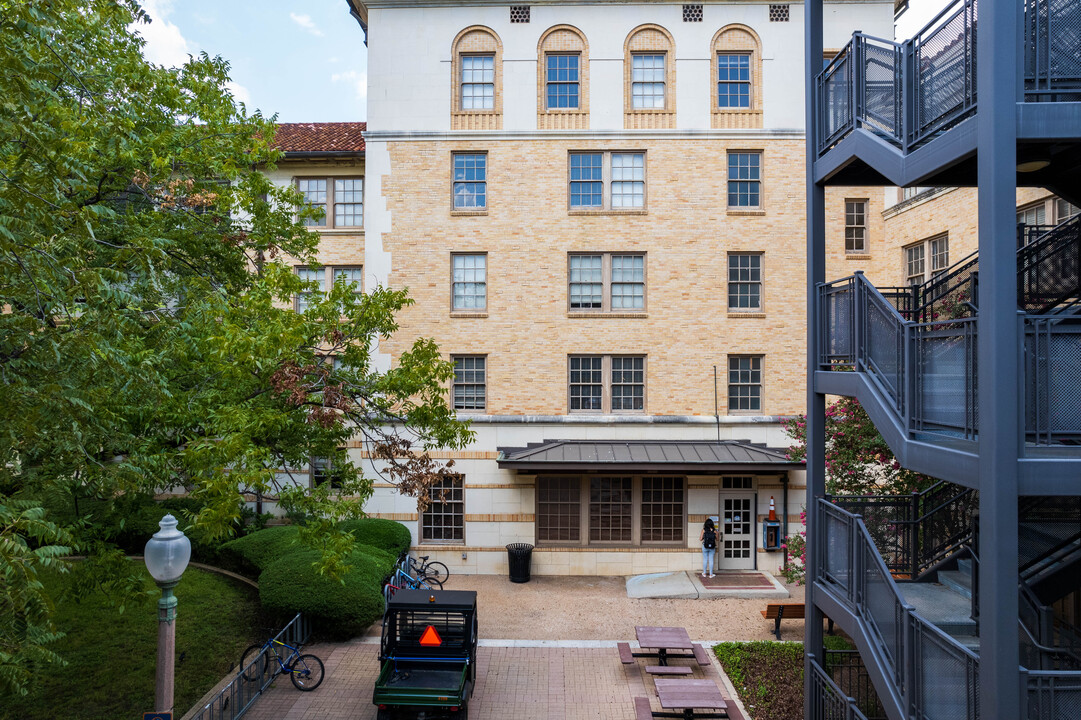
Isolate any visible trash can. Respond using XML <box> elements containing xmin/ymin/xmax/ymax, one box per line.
<box><xmin>506</xmin><ymin>543</ymin><xmax>534</xmax><ymax>583</ymax></box>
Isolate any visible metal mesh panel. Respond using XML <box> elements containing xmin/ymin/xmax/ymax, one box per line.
<box><xmin>861</xmin><ymin>540</ymin><xmax>904</xmax><ymax>682</ymax></box>
<box><xmin>819</xmin><ymin>47</ymin><xmax>853</xmax><ymax>153</ymax></box>
<box><xmin>1026</xmin><ymin>0</ymin><xmax>1081</xmax><ymax>99</ymax></box>
<box><xmin>916</xmin><ymin>251</ymin><xmax>979</xmax><ymax>322</ymax></box>
<box><xmin>822</xmin><ymin>280</ymin><xmax>855</xmax><ymax>366</ymax></box>
<box><xmin>833</xmin><ymin>496</ymin><xmax>912</xmax><ymax>574</ymax></box>
<box><xmin>914</xmin><ymin>319</ymin><xmax>978</xmax><ymax>440</ymax></box>
<box><xmin>913</xmin><ymin>0</ymin><xmax>978</xmax><ymax>146</ymax></box>
<box><xmin>1028</xmin><ymin>671</ymin><xmax>1081</xmax><ymax>720</ymax></box>
<box><xmin>861</xmin><ymin>38</ymin><xmax>903</xmax><ymax>140</ymax></box>
<box><xmin>862</xmin><ymin>290</ymin><xmax>905</xmax><ymax>413</ymax></box>
<box><xmin>1019</xmin><ymin>219</ymin><xmax>1081</xmax><ymax>314</ymax></box>
<box><xmin>914</xmin><ymin>616</ymin><xmax>980</xmax><ymax>720</ymax></box>
<box><xmin>1026</xmin><ymin>319</ymin><xmax>1081</xmax><ymax>445</ymax></box>
<box><xmin>822</xmin><ymin>503</ymin><xmax>853</xmax><ymax>593</ymax></box>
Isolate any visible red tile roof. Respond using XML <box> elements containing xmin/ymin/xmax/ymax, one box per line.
<box><xmin>273</xmin><ymin>122</ymin><xmax>366</xmax><ymax>154</ymax></box>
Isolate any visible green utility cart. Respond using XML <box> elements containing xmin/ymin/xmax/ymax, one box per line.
<box><xmin>373</xmin><ymin>589</ymin><xmax>478</xmax><ymax>720</ymax></box>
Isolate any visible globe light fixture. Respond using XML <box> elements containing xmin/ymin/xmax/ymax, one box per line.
<box><xmin>145</xmin><ymin>514</ymin><xmax>191</xmax><ymax>714</ymax></box>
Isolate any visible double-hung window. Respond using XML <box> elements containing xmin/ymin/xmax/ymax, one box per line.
<box><xmin>546</xmin><ymin>54</ymin><xmax>580</xmax><ymax>109</ymax></box>
<box><xmin>845</xmin><ymin>200</ymin><xmax>867</xmax><ymax>253</ymax></box>
<box><xmin>453</xmin><ymin>153</ymin><xmax>487</xmax><ymax>210</ymax></box>
<box><xmin>727</xmin><ymin>254</ymin><xmax>762</xmax><ymax>311</ymax></box>
<box><xmin>310</xmin><ymin>456</ymin><xmax>343</xmax><ymax>489</ymax></box>
<box><xmin>1057</xmin><ymin>198</ymin><xmax>1080</xmax><ymax>223</ymax></box>
<box><xmin>728</xmin><ymin>356</ymin><xmax>763</xmax><ymax>412</ymax></box>
<box><xmin>569</xmin><ymin>355</ymin><xmax>645</xmax><ymax>413</ymax></box>
<box><xmin>461</xmin><ymin>55</ymin><xmax>495</xmax><ymax>110</ymax></box>
<box><xmin>452</xmin><ymin>356</ymin><xmax>486</xmax><ymax>411</ymax></box>
<box><xmin>569</xmin><ymin>152</ymin><xmax>645</xmax><ymax>210</ymax></box>
<box><xmin>421</xmin><ymin>474</ymin><xmax>464</xmax><ymax>543</ymax></box>
<box><xmin>297</xmin><ymin>177</ymin><xmax>363</xmax><ymax>228</ymax></box>
<box><xmin>295</xmin><ymin>266</ymin><xmax>362</xmax><ymax>311</ymax></box>
<box><xmin>727</xmin><ymin>152</ymin><xmax>761</xmax><ymax>208</ymax></box>
<box><xmin>905</xmin><ymin>235</ymin><xmax>949</xmax><ymax>285</ymax></box>
<box><xmin>717</xmin><ymin>54</ymin><xmax>751</xmax><ymax>108</ymax></box>
<box><xmin>569</xmin><ymin>253</ymin><xmax>645</xmax><ymax>311</ymax></box>
<box><xmin>451</xmin><ymin>253</ymin><xmax>487</xmax><ymax>310</ymax></box>
<box><xmin>631</xmin><ymin>54</ymin><xmax>666</xmax><ymax>109</ymax></box>
<box><xmin>1018</xmin><ymin>203</ymin><xmax>1046</xmax><ymax>227</ymax></box>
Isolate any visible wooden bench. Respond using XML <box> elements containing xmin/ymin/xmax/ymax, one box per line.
<box><xmin>646</xmin><ymin>665</ymin><xmax>693</xmax><ymax>675</ymax></box>
<box><xmin>691</xmin><ymin>643</ymin><xmax>710</xmax><ymax>666</ymax></box>
<box><xmin>761</xmin><ymin>603</ymin><xmax>833</xmax><ymax>640</ymax></box>
<box><xmin>633</xmin><ymin>696</ymin><xmax>653</xmax><ymax>720</ymax></box>
<box><xmin>618</xmin><ymin>642</ymin><xmax>635</xmax><ymax>664</ymax></box>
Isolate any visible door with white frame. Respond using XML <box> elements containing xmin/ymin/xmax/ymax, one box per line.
<box><xmin>719</xmin><ymin>485</ymin><xmax>756</xmax><ymax>570</ymax></box>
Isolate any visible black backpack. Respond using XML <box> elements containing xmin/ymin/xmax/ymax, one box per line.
<box><xmin>703</xmin><ymin>528</ymin><xmax>717</xmax><ymax>550</ymax></box>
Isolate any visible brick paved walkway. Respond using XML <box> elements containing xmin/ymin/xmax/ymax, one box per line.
<box><xmin>244</xmin><ymin>640</ymin><xmax>742</xmax><ymax>720</ymax></box>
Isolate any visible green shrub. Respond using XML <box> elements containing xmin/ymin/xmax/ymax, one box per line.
<box><xmin>217</xmin><ymin>525</ymin><xmax>301</xmax><ymax>577</ymax></box>
<box><xmin>259</xmin><ymin>549</ymin><xmax>385</xmax><ymax>638</ymax></box>
<box><xmin>338</xmin><ymin>518</ymin><xmax>412</xmax><ymax>557</ymax></box>
<box><xmin>355</xmin><ymin>543</ymin><xmax>397</xmax><ymax>579</ymax></box>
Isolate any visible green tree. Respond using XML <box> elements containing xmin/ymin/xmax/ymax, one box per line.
<box><xmin>0</xmin><ymin>0</ymin><xmax>471</xmax><ymax>694</ymax></box>
<box><xmin>782</xmin><ymin>396</ymin><xmax>937</xmax><ymax>496</ymax></box>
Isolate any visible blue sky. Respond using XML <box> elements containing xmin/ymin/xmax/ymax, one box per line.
<box><xmin>133</xmin><ymin>0</ymin><xmax>938</xmax><ymax>125</ymax></box>
<box><xmin>135</xmin><ymin>0</ymin><xmax>368</xmax><ymax>122</ymax></box>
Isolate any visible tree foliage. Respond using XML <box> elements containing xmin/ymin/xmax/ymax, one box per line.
<box><xmin>0</xmin><ymin>0</ymin><xmax>471</xmax><ymax>695</ymax></box>
<box><xmin>783</xmin><ymin>396</ymin><xmax>937</xmax><ymax>496</ymax></box>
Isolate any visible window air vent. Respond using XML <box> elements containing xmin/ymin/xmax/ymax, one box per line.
<box><xmin>510</xmin><ymin>5</ymin><xmax>530</xmax><ymax>23</ymax></box>
<box><xmin>683</xmin><ymin>4</ymin><xmax>703</xmax><ymax>22</ymax></box>
<box><xmin>769</xmin><ymin>4</ymin><xmax>790</xmax><ymax>22</ymax></box>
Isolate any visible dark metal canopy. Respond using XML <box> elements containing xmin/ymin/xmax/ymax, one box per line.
<box><xmin>496</xmin><ymin>440</ymin><xmax>800</xmax><ymax>473</ymax></box>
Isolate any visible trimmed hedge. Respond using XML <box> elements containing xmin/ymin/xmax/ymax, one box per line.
<box><xmin>259</xmin><ymin>549</ymin><xmax>386</xmax><ymax>638</ymax></box>
<box><xmin>217</xmin><ymin>525</ymin><xmax>301</xmax><ymax>577</ymax></box>
<box><xmin>338</xmin><ymin>517</ymin><xmax>412</xmax><ymax>558</ymax></box>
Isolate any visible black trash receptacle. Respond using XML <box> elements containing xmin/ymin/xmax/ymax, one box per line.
<box><xmin>506</xmin><ymin>543</ymin><xmax>534</xmax><ymax>583</ymax></box>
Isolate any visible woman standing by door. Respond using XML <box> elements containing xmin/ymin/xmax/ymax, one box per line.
<box><xmin>699</xmin><ymin>518</ymin><xmax>718</xmax><ymax>578</ymax></box>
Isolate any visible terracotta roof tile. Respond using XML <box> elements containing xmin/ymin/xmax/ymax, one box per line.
<box><xmin>273</xmin><ymin>122</ymin><xmax>366</xmax><ymax>154</ymax></box>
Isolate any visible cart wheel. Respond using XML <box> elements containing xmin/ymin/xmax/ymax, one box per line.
<box><xmin>452</xmin><ymin>702</ymin><xmax>469</xmax><ymax>719</ymax></box>
<box><xmin>376</xmin><ymin>708</ymin><xmax>392</xmax><ymax>720</ymax></box>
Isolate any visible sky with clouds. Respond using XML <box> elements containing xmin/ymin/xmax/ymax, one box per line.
<box><xmin>134</xmin><ymin>0</ymin><xmax>368</xmax><ymax>122</ymax></box>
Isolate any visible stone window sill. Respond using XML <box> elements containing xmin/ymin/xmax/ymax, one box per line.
<box><xmin>567</xmin><ymin>312</ymin><xmax>648</xmax><ymax>319</ymax></box>
<box><xmin>726</xmin><ymin>209</ymin><xmax>766</xmax><ymax>216</ymax></box>
<box><xmin>450</xmin><ymin>312</ymin><xmax>488</xmax><ymax>318</ymax></box>
<box><xmin>451</xmin><ymin>209</ymin><xmax>488</xmax><ymax>217</ymax></box>
<box><xmin>845</xmin><ymin>253</ymin><xmax>872</xmax><ymax>260</ymax></box>
<box><xmin>568</xmin><ymin>209</ymin><xmax>648</xmax><ymax>216</ymax></box>
<box><xmin>728</xmin><ymin>312</ymin><xmax>766</xmax><ymax>319</ymax></box>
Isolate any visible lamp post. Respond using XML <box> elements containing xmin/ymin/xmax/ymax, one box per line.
<box><xmin>144</xmin><ymin>514</ymin><xmax>191</xmax><ymax>715</ymax></box>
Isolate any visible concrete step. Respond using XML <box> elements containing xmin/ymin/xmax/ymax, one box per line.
<box><xmin>957</xmin><ymin>557</ymin><xmax>973</xmax><ymax>576</ymax></box>
<box><xmin>901</xmin><ymin>582</ymin><xmax>977</xmax><ymax>636</ymax></box>
<box><xmin>939</xmin><ymin>570</ymin><xmax>973</xmax><ymax>599</ymax></box>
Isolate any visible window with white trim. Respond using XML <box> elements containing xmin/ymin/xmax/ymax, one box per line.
<box><xmin>568</xmin><ymin>253</ymin><xmax>645</xmax><ymax>311</ymax></box>
<box><xmin>717</xmin><ymin>53</ymin><xmax>751</xmax><ymax>108</ymax></box>
<box><xmin>460</xmin><ymin>55</ymin><xmax>495</xmax><ymax>110</ymax></box>
<box><xmin>297</xmin><ymin>177</ymin><xmax>363</xmax><ymax>228</ymax></box>
<box><xmin>727</xmin><ymin>152</ymin><xmax>761</xmax><ymax>208</ymax></box>
<box><xmin>1057</xmin><ymin>198</ymin><xmax>1080</xmax><ymax>224</ymax></box>
<box><xmin>451</xmin><ymin>254</ymin><xmax>487</xmax><ymax>310</ymax></box>
<box><xmin>569</xmin><ymin>355</ymin><xmax>645</xmax><ymax>413</ymax></box>
<box><xmin>546</xmin><ymin>54</ymin><xmax>581</xmax><ymax>109</ymax></box>
<box><xmin>631</xmin><ymin>54</ymin><xmax>666</xmax><ymax>109</ymax></box>
<box><xmin>905</xmin><ymin>234</ymin><xmax>949</xmax><ymax>285</ymax></box>
<box><xmin>453</xmin><ymin>153</ymin><xmax>487</xmax><ymax>210</ymax></box>
<box><xmin>569</xmin><ymin>151</ymin><xmax>645</xmax><ymax>210</ymax></box>
<box><xmin>1018</xmin><ymin>203</ymin><xmax>1047</xmax><ymax>227</ymax></box>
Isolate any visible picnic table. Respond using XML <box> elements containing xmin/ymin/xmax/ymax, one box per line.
<box><xmin>654</xmin><ymin>678</ymin><xmax>728</xmax><ymax>719</ymax></box>
<box><xmin>635</xmin><ymin>626</ymin><xmax>694</xmax><ymax>666</ymax></box>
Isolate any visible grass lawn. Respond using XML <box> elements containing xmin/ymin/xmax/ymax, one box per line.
<box><xmin>2</xmin><ymin>563</ymin><xmax>266</xmax><ymax>720</ymax></box>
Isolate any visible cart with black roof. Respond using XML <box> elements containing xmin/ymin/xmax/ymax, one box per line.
<box><xmin>373</xmin><ymin>589</ymin><xmax>478</xmax><ymax>720</ymax></box>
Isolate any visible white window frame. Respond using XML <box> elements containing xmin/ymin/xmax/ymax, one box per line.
<box><xmin>451</xmin><ymin>253</ymin><xmax>487</xmax><ymax>311</ymax></box>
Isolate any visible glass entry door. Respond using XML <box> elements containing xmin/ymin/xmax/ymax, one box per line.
<box><xmin>720</xmin><ymin>494</ymin><xmax>755</xmax><ymax>569</ymax></box>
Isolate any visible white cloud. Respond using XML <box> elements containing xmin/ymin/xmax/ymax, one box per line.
<box><xmin>331</xmin><ymin>70</ymin><xmax>367</xmax><ymax>105</ymax></box>
<box><xmin>226</xmin><ymin>80</ymin><xmax>252</xmax><ymax>106</ymax></box>
<box><xmin>290</xmin><ymin>13</ymin><xmax>324</xmax><ymax>36</ymax></box>
<box><xmin>135</xmin><ymin>0</ymin><xmax>192</xmax><ymax>68</ymax></box>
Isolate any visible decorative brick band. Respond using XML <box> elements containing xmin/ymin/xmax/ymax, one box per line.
<box><xmin>368</xmin><ymin>513</ymin><xmax>419</xmax><ymax>521</ymax></box>
<box><xmin>415</xmin><ymin>545</ymin><xmax>698</xmax><ymax>553</ymax></box>
<box><xmin>464</xmin><ymin>483</ymin><xmax>535</xmax><ymax>489</ymax></box>
<box><xmin>463</xmin><ymin>514</ymin><xmax>535</xmax><ymax>523</ymax></box>
<box><xmin>348</xmin><ymin>445</ymin><xmax>499</xmax><ymax>460</ymax></box>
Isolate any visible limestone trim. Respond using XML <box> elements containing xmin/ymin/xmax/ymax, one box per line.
<box><xmin>364</xmin><ymin>130</ymin><xmax>805</xmax><ymax>142</ymax></box>
<box><xmin>624</xmin><ymin>24</ymin><xmax>676</xmax><ymax>129</ymax></box>
<box><xmin>413</xmin><ymin>545</ymin><xmax>700</xmax><ymax>554</ymax></box>
<box><xmin>464</xmin><ymin>513</ymin><xmax>536</xmax><ymax>522</ymax></box>
<box><xmin>711</xmin><ymin>24</ymin><xmax>764</xmax><ymax>129</ymax></box>
<box><xmin>368</xmin><ymin>512</ymin><xmax>420</xmax><ymax>521</ymax></box>
<box><xmin>451</xmin><ymin>26</ymin><xmax>503</xmax><ymax>130</ymax></box>
<box><xmin>537</xmin><ymin>25</ymin><xmax>590</xmax><ymax>129</ymax></box>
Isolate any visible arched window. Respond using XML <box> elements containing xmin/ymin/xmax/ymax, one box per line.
<box><xmin>624</xmin><ymin>25</ymin><xmax>676</xmax><ymax>129</ymax></box>
<box><xmin>537</xmin><ymin>25</ymin><xmax>589</xmax><ymax>129</ymax></box>
<box><xmin>451</xmin><ymin>26</ymin><xmax>503</xmax><ymax>130</ymax></box>
<box><xmin>712</xmin><ymin>25</ymin><xmax>763</xmax><ymax>129</ymax></box>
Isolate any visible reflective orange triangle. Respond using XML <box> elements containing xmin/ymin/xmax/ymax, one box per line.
<box><xmin>419</xmin><ymin>625</ymin><xmax>442</xmax><ymax>647</ymax></box>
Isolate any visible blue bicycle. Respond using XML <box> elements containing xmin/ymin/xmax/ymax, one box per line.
<box><xmin>240</xmin><ymin>636</ymin><xmax>325</xmax><ymax>691</ymax></box>
<box><xmin>383</xmin><ymin>556</ymin><xmax>443</xmax><ymax>608</ymax></box>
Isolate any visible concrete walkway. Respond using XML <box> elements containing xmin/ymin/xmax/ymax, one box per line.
<box><xmin>244</xmin><ymin>639</ymin><xmax>748</xmax><ymax>720</ymax></box>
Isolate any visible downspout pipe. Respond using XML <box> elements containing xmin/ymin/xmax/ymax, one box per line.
<box><xmin>781</xmin><ymin>473</ymin><xmax>789</xmax><ymax>570</ymax></box>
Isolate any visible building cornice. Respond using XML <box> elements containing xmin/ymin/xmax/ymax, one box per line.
<box><xmin>364</xmin><ymin>128</ymin><xmax>805</xmax><ymax>142</ymax></box>
<box><xmin>455</xmin><ymin>414</ymin><xmax>792</xmax><ymax>424</ymax></box>
<box><xmin>355</xmin><ymin>0</ymin><xmax>887</xmax><ymax>9</ymax></box>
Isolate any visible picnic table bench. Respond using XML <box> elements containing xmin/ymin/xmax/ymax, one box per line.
<box><xmin>761</xmin><ymin>603</ymin><xmax>834</xmax><ymax>640</ymax></box>
<box><xmin>619</xmin><ymin>628</ymin><xmax>712</xmax><ymax>667</ymax></box>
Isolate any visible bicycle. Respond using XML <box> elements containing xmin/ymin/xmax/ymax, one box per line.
<box><xmin>407</xmin><ymin>554</ymin><xmax>450</xmax><ymax>585</ymax></box>
<box><xmin>240</xmin><ymin>636</ymin><xmax>325</xmax><ymax>691</ymax></box>
<box><xmin>383</xmin><ymin>562</ymin><xmax>442</xmax><ymax>608</ymax></box>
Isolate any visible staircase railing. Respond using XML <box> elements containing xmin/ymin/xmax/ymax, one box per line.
<box><xmin>818</xmin><ymin>272</ymin><xmax>979</xmax><ymax>443</ymax></box>
<box><xmin>1018</xmin><ymin>216</ymin><xmax>1081</xmax><ymax>315</ymax></box>
<box><xmin>817</xmin><ymin>499</ymin><xmax>980</xmax><ymax>719</ymax></box>
<box><xmin>1024</xmin><ymin>316</ymin><xmax>1081</xmax><ymax>445</ymax></box>
<box><xmin>817</xmin><ymin>0</ymin><xmax>1081</xmax><ymax>156</ymax></box>
<box><xmin>827</xmin><ymin>480</ymin><xmax>976</xmax><ymax>580</ymax></box>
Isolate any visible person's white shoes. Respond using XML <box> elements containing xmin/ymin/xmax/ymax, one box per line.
<box><xmin>701</xmin><ymin>573</ymin><xmax>708</xmax><ymax>578</ymax></box>
<box><xmin>709</xmin><ymin>574</ymin><xmax>715</xmax><ymax>578</ymax></box>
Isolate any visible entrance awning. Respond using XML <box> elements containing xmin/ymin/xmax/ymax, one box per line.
<box><xmin>495</xmin><ymin>440</ymin><xmax>802</xmax><ymax>473</ymax></box>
